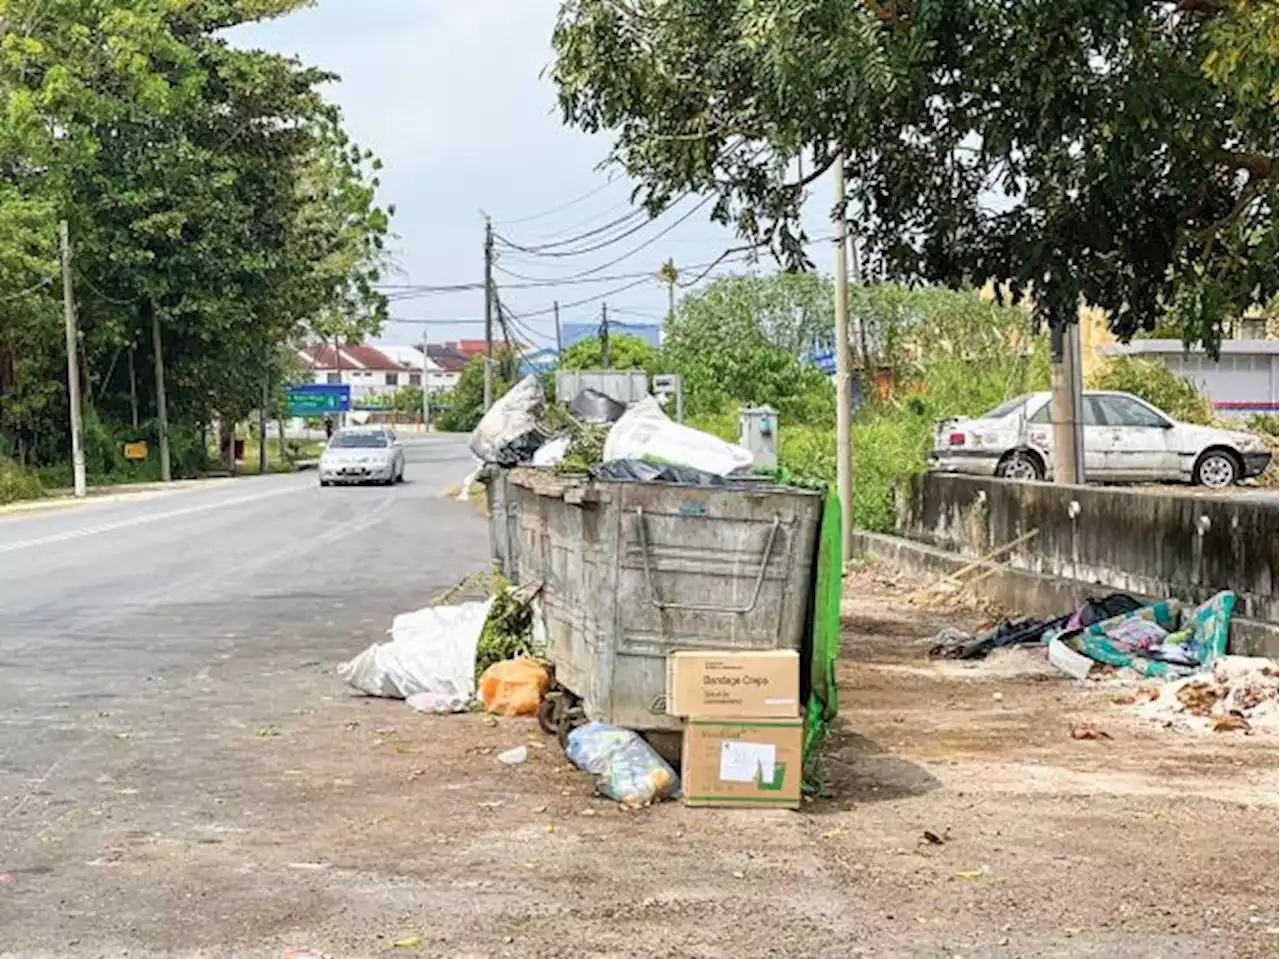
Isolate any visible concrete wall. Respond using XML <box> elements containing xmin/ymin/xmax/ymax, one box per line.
<box><xmin>895</xmin><ymin>474</ymin><xmax>1278</xmax><ymax>623</ymax></box>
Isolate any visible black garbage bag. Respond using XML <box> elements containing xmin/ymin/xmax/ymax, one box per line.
<box><xmin>591</xmin><ymin>458</ymin><xmax>729</xmax><ymax>486</ymax></box>
<box><xmin>568</xmin><ymin>388</ymin><xmax>626</xmax><ymax>425</ymax></box>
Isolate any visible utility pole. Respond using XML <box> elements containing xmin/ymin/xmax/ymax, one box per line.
<box><xmin>147</xmin><ymin>299</ymin><xmax>172</xmax><ymax>481</ymax></box>
<box><xmin>600</xmin><ymin>301</ymin><xmax>610</xmax><ymax>368</ymax></box>
<box><xmin>58</xmin><ymin>220</ymin><xmax>87</xmax><ymax>498</ymax></box>
<box><xmin>1049</xmin><ymin>320</ymin><xmax>1083</xmax><ymax>485</ymax></box>
<box><xmin>832</xmin><ymin>155</ymin><xmax>854</xmax><ymax>560</ymax></box>
<box><xmin>554</xmin><ymin>300</ymin><xmax>563</xmax><ymax>359</ymax></box>
<box><xmin>483</xmin><ymin>218</ymin><xmax>495</xmax><ymax>410</ymax></box>
<box><xmin>421</xmin><ymin>328</ymin><xmax>431</xmax><ymax>431</ymax></box>
<box><xmin>258</xmin><ymin>361</ymin><xmax>269</xmax><ymax>475</ymax></box>
<box><xmin>127</xmin><ymin>344</ymin><xmax>139</xmax><ymax>428</ymax></box>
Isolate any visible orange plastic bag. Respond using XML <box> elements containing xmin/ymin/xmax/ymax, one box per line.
<box><xmin>478</xmin><ymin>658</ymin><xmax>550</xmax><ymax>716</ymax></box>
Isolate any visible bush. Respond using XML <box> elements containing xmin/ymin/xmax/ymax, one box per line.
<box><xmin>0</xmin><ymin>458</ymin><xmax>43</xmax><ymax>505</ymax></box>
<box><xmin>1088</xmin><ymin>357</ymin><xmax>1213</xmax><ymax>424</ymax></box>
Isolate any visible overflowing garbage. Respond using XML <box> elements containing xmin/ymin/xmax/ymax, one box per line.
<box><xmin>1126</xmin><ymin>656</ymin><xmax>1279</xmax><ymax>733</ymax></box>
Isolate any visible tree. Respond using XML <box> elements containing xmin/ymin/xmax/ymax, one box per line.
<box><xmin>663</xmin><ymin>273</ymin><xmax>834</xmax><ymax>422</ymax></box>
<box><xmin>550</xmin><ymin>0</ymin><xmax>1277</xmax><ymax>351</ymax></box>
<box><xmin>434</xmin><ymin>350</ymin><xmax>518</xmax><ymax>433</ymax></box>
<box><xmin>560</xmin><ymin>332</ymin><xmax>661</xmax><ymax>374</ymax></box>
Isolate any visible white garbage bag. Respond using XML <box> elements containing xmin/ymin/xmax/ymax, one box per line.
<box><xmin>468</xmin><ymin>374</ymin><xmax>546</xmax><ymax>465</ymax></box>
<box><xmin>338</xmin><ymin>599</ymin><xmax>493</xmax><ymax>710</ymax></box>
<box><xmin>531</xmin><ymin>435</ymin><xmax>570</xmax><ymax>467</ymax></box>
<box><xmin>603</xmin><ymin>396</ymin><xmax>753</xmax><ymax>476</ymax></box>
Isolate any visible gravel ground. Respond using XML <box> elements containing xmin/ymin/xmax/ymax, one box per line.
<box><xmin>2</xmin><ymin>562</ymin><xmax>1274</xmax><ymax>958</ymax></box>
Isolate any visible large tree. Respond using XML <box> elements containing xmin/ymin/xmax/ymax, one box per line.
<box><xmin>550</xmin><ymin>0</ymin><xmax>1277</xmax><ymax>350</ymax></box>
<box><xmin>0</xmin><ymin>0</ymin><xmax>389</xmax><ymax>468</ymax></box>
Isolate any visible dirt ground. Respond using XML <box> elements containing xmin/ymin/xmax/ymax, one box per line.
<box><xmin>6</xmin><ymin>563</ymin><xmax>1276</xmax><ymax>959</ymax></box>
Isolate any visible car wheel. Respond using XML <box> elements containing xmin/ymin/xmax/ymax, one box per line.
<box><xmin>319</xmin><ymin>479</ymin><xmax>331</xmax><ymax>487</ymax></box>
<box><xmin>996</xmin><ymin>450</ymin><xmax>1044</xmax><ymax>482</ymax></box>
<box><xmin>1194</xmin><ymin>449</ymin><xmax>1239</xmax><ymax>489</ymax></box>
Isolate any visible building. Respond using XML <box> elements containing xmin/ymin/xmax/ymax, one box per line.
<box><xmin>1096</xmin><ymin>339</ymin><xmax>1279</xmax><ymax>418</ymax></box>
<box><xmin>424</xmin><ymin>344</ymin><xmax>469</xmax><ymax>391</ymax></box>
<box><xmin>297</xmin><ymin>344</ymin><xmax>417</xmax><ymax>400</ymax></box>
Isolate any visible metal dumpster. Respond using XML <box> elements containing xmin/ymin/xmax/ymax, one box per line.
<box><xmin>504</xmin><ymin>468</ymin><xmax>822</xmax><ymax>735</ymax></box>
<box><xmin>481</xmin><ymin>466</ymin><xmax>520</xmax><ymax>579</ymax></box>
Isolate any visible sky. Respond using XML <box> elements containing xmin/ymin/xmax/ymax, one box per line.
<box><xmin>229</xmin><ymin>1</ymin><xmax>832</xmax><ymax>353</ymax></box>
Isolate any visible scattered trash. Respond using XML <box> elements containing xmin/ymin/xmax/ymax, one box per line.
<box><xmin>287</xmin><ymin>862</ymin><xmax>329</xmax><ymax>871</ymax></box>
<box><xmin>953</xmin><ymin>868</ymin><xmax>986</xmax><ymax>880</ymax></box>
<box><xmin>283</xmin><ymin>950</ymin><xmax>324</xmax><ymax>959</ymax></box>
<box><xmin>477</xmin><ymin>800</ymin><xmax>505</xmax><ymax>810</ymax></box>
<box><xmin>496</xmin><ymin>745</ymin><xmax>528</xmax><ymax>765</ymax></box>
<box><xmin>338</xmin><ymin>599</ymin><xmax>493</xmax><ymax>708</ymax></box>
<box><xmin>1131</xmin><ymin>655</ymin><xmax>1278</xmax><ymax>733</ymax></box>
<box><xmin>565</xmin><ymin>722</ymin><xmax>680</xmax><ymax>806</ymax></box>
<box><xmin>929</xmin><ymin>594</ymin><xmax>1142</xmax><ymax>660</ymax></box>
<box><xmin>602</xmin><ymin>396</ymin><xmax>753</xmax><ymax>476</ymax></box>
<box><xmin>991</xmin><ymin>692</ymin><xmax>1003</xmax><ymax>702</ymax></box>
<box><xmin>1048</xmin><ymin>636</ymin><xmax>1095</xmax><ymax>681</ymax></box>
<box><xmin>478</xmin><ymin>658</ymin><xmax>550</xmax><ymax>717</ymax></box>
<box><xmin>921</xmin><ymin>830</ymin><xmax>947</xmax><ymax>846</ymax></box>
<box><xmin>391</xmin><ymin>934</ymin><xmax>424</xmax><ymax>949</ymax></box>
<box><xmin>469</xmin><ymin>374</ymin><xmax>547</xmax><ymax>466</ymax></box>
<box><xmin>1069</xmin><ymin>722</ymin><xmax>1112</xmax><ymax>741</ymax></box>
<box><xmin>257</xmin><ymin>725</ymin><xmax>280</xmax><ymax>738</ymax></box>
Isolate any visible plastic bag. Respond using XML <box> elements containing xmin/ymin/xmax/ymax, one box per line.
<box><xmin>603</xmin><ymin>396</ymin><xmax>753</xmax><ymax>476</ymax></box>
<box><xmin>531</xmin><ymin>435</ymin><xmax>570</xmax><ymax>467</ymax></box>
<box><xmin>592</xmin><ymin>458</ymin><xmax>728</xmax><ymax>486</ymax></box>
<box><xmin>337</xmin><ymin>600</ymin><xmax>492</xmax><ymax>706</ymax></box>
<box><xmin>565</xmin><ymin>722</ymin><xmax>680</xmax><ymax>806</ymax></box>
<box><xmin>477</xmin><ymin>658</ymin><xmax>551</xmax><ymax>716</ymax></box>
<box><xmin>568</xmin><ymin>388</ymin><xmax>626</xmax><ymax>424</ymax></box>
<box><xmin>468</xmin><ymin>374</ymin><xmax>547</xmax><ymax>466</ymax></box>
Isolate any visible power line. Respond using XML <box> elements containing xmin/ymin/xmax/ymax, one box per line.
<box><xmin>492</xmin><ymin>206</ymin><xmax>651</xmax><ymax>257</ymax></box>
<box><xmin>492</xmin><ymin>176</ymin><xmax>626</xmax><ymax>226</ymax></box>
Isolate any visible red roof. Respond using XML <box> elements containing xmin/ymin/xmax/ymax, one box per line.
<box><xmin>426</xmin><ymin>345</ymin><xmax>470</xmax><ymax>373</ymax></box>
<box><xmin>455</xmin><ymin>339</ymin><xmax>489</xmax><ymax>358</ymax></box>
<box><xmin>297</xmin><ymin>344</ymin><xmax>412</xmax><ymax>372</ymax></box>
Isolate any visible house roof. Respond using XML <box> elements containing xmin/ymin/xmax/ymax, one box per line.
<box><xmin>426</xmin><ymin>345</ymin><xmax>470</xmax><ymax>373</ymax></box>
<box><xmin>297</xmin><ymin>343</ymin><xmax>413</xmax><ymax>372</ymax></box>
<box><xmin>378</xmin><ymin>344</ymin><xmax>443</xmax><ymax>372</ymax></box>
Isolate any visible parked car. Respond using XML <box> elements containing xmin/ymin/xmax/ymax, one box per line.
<box><xmin>319</xmin><ymin>427</ymin><xmax>405</xmax><ymax>486</ymax></box>
<box><xmin>929</xmin><ymin>391</ymin><xmax>1271</xmax><ymax>488</ymax></box>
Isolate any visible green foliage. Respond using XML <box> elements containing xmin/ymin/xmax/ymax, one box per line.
<box><xmin>433</xmin><ymin>352</ymin><xmax>517</xmax><ymax>433</ymax></box>
<box><xmin>475</xmin><ymin>581</ymin><xmax>535</xmax><ymax>682</ymax></box>
<box><xmin>664</xmin><ymin>273</ymin><xmax>836</xmax><ymax>423</ymax></box>
<box><xmin>560</xmin><ymin>333</ymin><xmax>661</xmax><ymax>375</ymax></box>
<box><xmin>1087</xmin><ymin>357</ymin><xmax>1214</xmax><ymax>425</ymax></box>
<box><xmin>0</xmin><ymin>0</ymin><xmax>390</xmax><ymax>474</ymax></box>
<box><xmin>1247</xmin><ymin>413</ymin><xmax>1278</xmax><ymax>437</ymax></box>
<box><xmin>551</xmin><ymin>0</ymin><xmax>1276</xmax><ymax>353</ymax></box>
<box><xmin>0</xmin><ymin>458</ymin><xmax>44</xmax><ymax>505</ymax></box>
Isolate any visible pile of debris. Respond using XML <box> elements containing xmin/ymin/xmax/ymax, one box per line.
<box><xmin>1125</xmin><ymin>656</ymin><xmax>1279</xmax><ymax>734</ymax></box>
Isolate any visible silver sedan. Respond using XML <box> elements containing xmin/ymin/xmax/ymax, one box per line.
<box><xmin>319</xmin><ymin>428</ymin><xmax>406</xmax><ymax>486</ymax></box>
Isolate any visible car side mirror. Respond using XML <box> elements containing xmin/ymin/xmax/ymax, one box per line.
<box><xmin>1161</xmin><ymin>421</ymin><xmax>1174</xmax><ymax>429</ymax></box>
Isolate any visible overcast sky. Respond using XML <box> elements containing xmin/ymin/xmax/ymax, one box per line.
<box><xmin>230</xmin><ymin>1</ymin><xmax>831</xmax><ymax>351</ymax></box>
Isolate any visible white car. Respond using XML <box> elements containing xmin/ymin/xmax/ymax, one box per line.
<box><xmin>319</xmin><ymin>427</ymin><xmax>406</xmax><ymax>486</ymax></box>
<box><xmin>929</xmin><ymin>391</ymin><xmax>1271</xmax><ymax>488</ymax></box>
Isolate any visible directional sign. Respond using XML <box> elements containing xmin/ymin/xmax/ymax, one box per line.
<box><xmin>287</xmin><ymin>383</ymin><xmax>350</xmax><ymax>415</ymax></box>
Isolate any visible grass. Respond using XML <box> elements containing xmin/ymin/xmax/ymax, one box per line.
<box><xmin>0</xmin><ymin>458</ymin><xmax>44</xmax><ymax>505</ymax></box>
<box><xmin>234</xmin><ymin>437</ymin><xmax>325</xmax><ymax>475</ymax></box>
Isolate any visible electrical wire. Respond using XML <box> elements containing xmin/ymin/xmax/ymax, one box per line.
<box><xmin>492</xmin><ymin>206</ymin><xmax>652</xmax><ymax>256</ymax></box>
<box><xmin>492</xmin><ymin>176</ymin><xmax>626</xmax><ymax>226</ymax></box>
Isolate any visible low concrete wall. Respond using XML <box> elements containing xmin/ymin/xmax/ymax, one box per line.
<box><xmin>853</xmin><ymin>531</ymin><xmax>1277</xmax><ymax>657</ymax></box>
<box><xmin>894</xmin><ymin>474</ymin><xmax>1278</xmax><ymax>623</ymax></box>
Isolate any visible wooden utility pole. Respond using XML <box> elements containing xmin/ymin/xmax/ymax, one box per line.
<box><xmin>150</xmin><ymin>299</ymin><xmax>172</xmax><ymax>481</ymax></box>
<box><xmin>58</xmin><ymin>220</ymin><xmax>87</xmax><ymax>498</ymax></box>
<box><xmin>600</xmin><ymin>301</ymin><xmax>610</xmax><ymax>368</ymax></box>
<box><xmin>127</xmin><ymin>344</ymin><xmax>139</xmax><ymax>428</ymax></box>
<box><xmin>554</xmin><ymin>300</ymin><xmax>563</xmax><ymax>358</ymax></box>
<box><xmin>483</xmin><ymin>218</ymin><xmax>495</xmax><ymax>409</ymax></box>
<box><xmin>832</xmin><ymin>155</ymin><xmax>854</xmax><ymax>559</ymax></box>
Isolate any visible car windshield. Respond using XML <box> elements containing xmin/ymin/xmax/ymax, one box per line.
<box><xmin>982</xmin><ymin>396</ymin><xmax>1030</xmax><ymax>420</ymax></box>
<box><xmin>329</xmin><ymin>431</ymin><xmax>388</xmax><ymax>449</ymax></box>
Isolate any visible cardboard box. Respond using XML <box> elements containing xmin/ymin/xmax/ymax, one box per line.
<box><xmin>681</xmin><ymin>717</ymin><xmax>804</xmax><ymax>808</ymax></box>
<box><xmin>665</xmin><ymin>650</ymin><xmax>800</xmax><ymax>719</ymax></box>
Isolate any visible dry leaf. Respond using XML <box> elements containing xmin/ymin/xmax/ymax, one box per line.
<box><xmin>1212</xmin><ymin>713</ymin><xmax>1250</xmax><ymax>733</ymax></box>
<box><xmin>1069</xmin><ymin>723</ymin><xmax>1111</xmax><ymax>741</ymax></box>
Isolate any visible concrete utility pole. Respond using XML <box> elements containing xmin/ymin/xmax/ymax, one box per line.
<box><xmin>1049</xmin><ymin>321</ymin><xmax>1083</xmax><ymax>485</ymax></box>
<box><xmin>421</xmin><ymin>328</ymin><xmax>431</xmax><ymax>431</ymax></box>
<box><xmin>127</xmin><ymin>344</ymin><xmax>139</xmax><ymax>428</ymax></box>
<box><xmin>258</xmin><ymin>362</ymin><xmax>269</xmax><ymax>475</ymax></box>
<box><xmin>554</xmin><ymin>300</ymin><xmax>563</xmax><ymax>358</ymax></box>
<box><xmin>58</xmin><ymin>220</ymin><xmax>87</xmax><ymax>498</ymax></box>
<box><xmin>600</xmin><ymin>302</ymin><xmax>610</xmax><ymax>368</ymax></box>
<box><xmin>832</xmin><ymin>155</ymin><xmax>854</xmax><ymax>560</ymax></box>
<box><xmin>150</xmin><ymin>298</ymin><xmax>172</xmax><ymax>482</ymax></box>
<box><xmin>483</xmin><ymin>218</ymin><xmax>495</xmax><ymax>410</ymax></box>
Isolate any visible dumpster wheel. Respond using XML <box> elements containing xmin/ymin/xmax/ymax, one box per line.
<box><xmin>536</xmin><ymin>695</ymin><xmax>558</xmax><ymax>737</ymax></box>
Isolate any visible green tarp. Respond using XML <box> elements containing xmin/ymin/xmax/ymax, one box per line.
<box><xmin>804</xmin><ymin>490</ymin><xmax>842</xmax><ymax>767</ymax></box>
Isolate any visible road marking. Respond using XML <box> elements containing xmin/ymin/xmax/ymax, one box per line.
<box><xmin>0</xmin><ymin>483</ymin><xmax>305</xmax><ymax>556</ymax></box>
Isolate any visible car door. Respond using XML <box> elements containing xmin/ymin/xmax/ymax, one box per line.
<box><xmin>1092</xmin><ymin>395</ymin><xmax>1178</xmax><ymax>480</ymax></box>
<box><xmin>1027</xmin><ymin>397</ymin><xmax>1108</xmax><ymax>479</ymax></box>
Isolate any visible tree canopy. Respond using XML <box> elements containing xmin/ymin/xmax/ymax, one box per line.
<box><xmin>0</xmin><ymin>0</ymin><xmax>390</xmax><ymax>468</ymax></box>
<box><xmin>551</xmin><ymin>0</ymin><xmax>1277</xmax><ymax>351</ymax></box>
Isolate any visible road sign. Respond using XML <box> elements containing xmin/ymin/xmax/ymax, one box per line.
<box><xmin>122</xmin><ymin>441</ymin><xmax>148</xmax><ymax>460</ymax></box>
<box><xmin>287</xmin><ymin>384</ymin><xmax>350</xmax><ymax>415</ymax></box>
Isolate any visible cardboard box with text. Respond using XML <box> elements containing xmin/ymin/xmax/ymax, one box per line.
<box><xmin>681</xmin><ymin>717</ymin><xmax>803</xmax><ymax>808</ymax></box>
<box><xmin>665</xmin><ymin>650</ymin><xmax>800</xmax><ymax>719</ymax></box>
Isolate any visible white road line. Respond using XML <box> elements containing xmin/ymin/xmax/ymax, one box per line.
<box><xmin>0</xmin><ymin>483</ymin><xmax>306</xmax><ymax>556</ymax></box>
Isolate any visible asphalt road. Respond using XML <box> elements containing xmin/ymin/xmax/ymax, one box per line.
<box><xmin>0</xmin><ymin>435</ymin><xmax>488</xmax><ymax>955</ymax></box>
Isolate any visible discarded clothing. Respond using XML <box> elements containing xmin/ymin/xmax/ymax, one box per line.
<box><xmin>1051</xmin><ymin>591</ymin><xmax>1236</xmax><ymax>679</ymax></box>
<box><xmin>928</xmin><ymin>593</ymin><xmax>1143</xmax><ymax>661</ymax></box>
